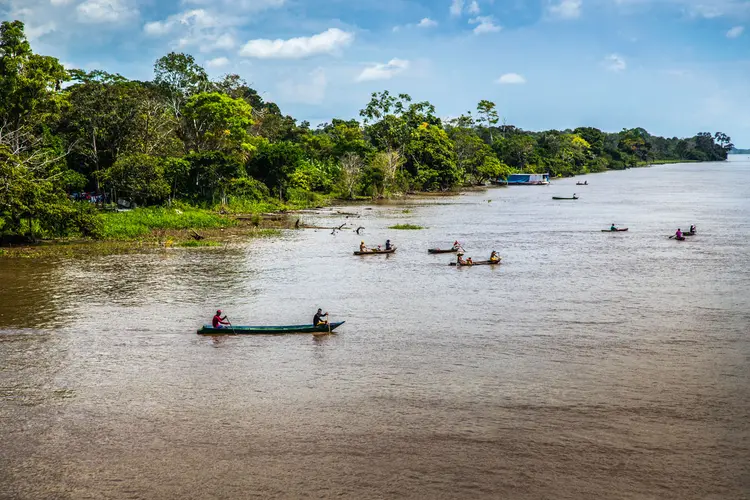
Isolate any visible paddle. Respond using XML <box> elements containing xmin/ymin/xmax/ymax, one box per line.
<box><xmin>225</xmin><ymin>316</ymin><xmax>236</xmax><ymax>335</ymax></box>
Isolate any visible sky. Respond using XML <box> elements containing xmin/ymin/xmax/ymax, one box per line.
<box><xmin>3</xmin><ymin>0</ymin><xmax>750</xmax><ymax>145</ymax></box>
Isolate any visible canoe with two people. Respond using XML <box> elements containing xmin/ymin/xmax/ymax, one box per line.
<box><xmin>198</xmin><ymin>308</ymin><xmax>345</xmax><ymax>335</ymax></box>
<box><xmin>576</xmin><ymin>181</ymin><xmax>588</xmax><ymax>185</ymax></box>
<box><xmin>451</xmin><ymin>251</ymin><xmax>501</xmax><ymax>266</ymax></box>
<box><xmin>355</xmin><ymin>240</ymin><xmax>396</xmax><ymax>255</ymax></box>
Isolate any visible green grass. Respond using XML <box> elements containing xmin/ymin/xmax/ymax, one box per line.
<box><xmin>388</xmin><ymin>224</ymin><xmax>425</xmax><ymax>230</ymax></box>
<box><xmin>100</xmin><ymin>208</ymin><xmax>235</xmax><ymax>239</ymax></box>
<box><xmin>176</xmin><ymin>240</ymin><xmax>222</xmax><ymax>247</ymax></box>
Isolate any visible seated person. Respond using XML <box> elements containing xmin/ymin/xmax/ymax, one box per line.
<box><xmin>675</xmin><ymin>228</ymin><xmax>683</xmax><ymax>239</ymax></box>
<box><xmin>212</xmin><ymin>310</ymin><xmax>230</xmax><ymax>329</ymax></box>
<box><xmin>313</xmin><ymin>308</ymin><xmax>329</xmax><ymax>326</ymax></box>
<box><xmin>610</xmin><ymin>223</ymin><xmax>617</xmax><ymax>231</ymax></box>
<box><xmin>359</xmin><ymin>241</ymin><xmax>367</xmax><ymax>253</ymax></box>
<box><xmin>490</xmin><ymin>251</ymin><xmax>500</xmax><ymax>262</ymax></box>
<box><xmin>385</xmin><ymin>239</ymin><xmax>392</xmax><ymax>250</ymax></box>
<box><xmin>453</xmin><ymin>240</ymin><xmax>460</xmax><ymax>250</ymax></box>
<box><xmin>457</xmin><ymin>252</ymin><xmax>467</xmax><ymax>265</ymax></box>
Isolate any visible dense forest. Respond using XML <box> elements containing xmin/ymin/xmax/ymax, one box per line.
<box><xmin>0</xmin><ymin>20</ymin><xmax>735</xmax><ymax>241</ymax></box>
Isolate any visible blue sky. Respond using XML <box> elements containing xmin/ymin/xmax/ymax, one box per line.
<box><xmin>4</xmin><ymin>0</ymin><xmax>750</xmax><ymax>145</ymax></box>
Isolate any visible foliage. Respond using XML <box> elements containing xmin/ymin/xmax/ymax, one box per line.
<box><xmin>388</xmin><ymin>224</ymin><xmax>425</xmax><ymax>230</ymax></box>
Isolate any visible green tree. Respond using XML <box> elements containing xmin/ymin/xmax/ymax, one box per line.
<box><xmin>153</xmin><ymin>52</ymin><xmax>209</xmax><ymax>118</ymax></box>
<box><xmin>181</xmin><ymin>92</ymin><xmax>254</xmax><ymax>156</ymax></box>
<box><xmin>247</xmin><ymin>141</ymin><xmax>304</xmax><ymax>199</ymax></box>
<box><xmin>405</xmin><ymin>124</ymin><xmax>460</xmax><ymax>191</ymax></box>
<box><xmin>476</xmin><ymin>100</ymin><xmax>499</xmax><ymax>142</ymax></box>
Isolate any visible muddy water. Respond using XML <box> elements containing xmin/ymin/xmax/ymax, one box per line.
<box><xmin>1</xmin><ymin>158</ymin><xmax>749</xmax><ymax>499</ymax></box>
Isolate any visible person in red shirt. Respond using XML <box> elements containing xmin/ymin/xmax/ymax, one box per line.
<box><xmin>212</xmin><ymin>310</ymin><xmax>230</xmax><ymax>329</ymax></box>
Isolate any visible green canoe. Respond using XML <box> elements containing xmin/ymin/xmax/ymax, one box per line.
<box><xmin>197</xmin><ymin>321</ymin><xmax>345</xmax><ymax>335</ymax></box>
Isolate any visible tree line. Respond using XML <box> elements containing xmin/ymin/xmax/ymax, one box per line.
<box><xmin>0</xmin><ymin>20</ymin><xmax>735</xmax><ymax>241</ymax></box>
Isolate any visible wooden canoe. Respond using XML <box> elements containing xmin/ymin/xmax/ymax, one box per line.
<box><xmin>428</xmin><ymin>248</ymin><xmax>460</xmax><ymax>254</ymax></box>
<box><xmin>601</xmin><ymin>228</ymin><xmax>629</xmax><ymax>232</ymax></box>
<box><xmin>449</xmin><ymin>260</ymin><xmax>501</xmax><ymax>267</ymax></box>
<box><xmin>197</xmin><ymin>321</ymin><xmax>345</xmax><ymax>335</ymax></box>
<box><xmin>552</xmin><ymin>196</ymin><xmax>579</xmax><ymax>200</ymax></box>
<box><xmin>354</xmin><ymin>247</ymin><xmax>396</xmax><ymax>255</ymax></box>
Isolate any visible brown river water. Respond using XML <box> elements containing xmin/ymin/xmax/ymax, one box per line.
<box><xmin>1</xmin><ymin>158</ymin><xmax>749</xmax><ymax>499</ymax></box>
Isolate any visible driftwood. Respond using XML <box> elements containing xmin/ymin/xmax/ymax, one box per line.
<box><xmin>191</xmin><ymin>230</ymin><xmax>205</xmax><ymax>241</ymax></box>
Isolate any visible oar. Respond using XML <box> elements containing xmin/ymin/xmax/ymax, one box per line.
<box><xmin>225</xmin><ymin>316</ymin><xmax>237</xmax><ymax>335</ymax></box>
<box><xmin>668</xmin><ymin>235</ymin><xmax>676</xmax><ymax>239</ymax></box>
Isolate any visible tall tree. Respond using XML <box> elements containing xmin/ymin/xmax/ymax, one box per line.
<box><xmin>153</xmin><ymin>52</ymin><xmax>209</xmax><ymax>118</ymax></box>
<box><xmin>476</xmin><ymin>100</ymin><xmax>499</xmax><ymax>142</ymax></box>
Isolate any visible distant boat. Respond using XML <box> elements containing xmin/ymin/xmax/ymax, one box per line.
<box><xmin>576</xmin><ymin>182</ymin><xmax>588</xmax><ymax>186</ymax></box>
<box><xmin>602</xmin><ymin>228</ymin><xmax>628</xmax><ymax>232</ymax></box>
<box><xmin>552</xmin><ymin>196</ymin><xmax>578</xmax><ymax>200</ymax></box>
<box><xmin>428</xmin><ymin>247</ymin><xmax>460</xmax><ymax>254</ymax></box>
<box><xmin>499</xmin><ymin>173</ymin><xmax>550</xmax><ymax>185</ymax></box>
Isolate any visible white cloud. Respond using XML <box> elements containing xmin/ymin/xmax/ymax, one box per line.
<box><xmin>239</xmin><ymin>28</ymin><xmax>354</xmax><ymax>59</ymax></box>
<box><xmin>726</xmin><ymin>26</ymin><xmax>744</xmax><ymax>38</ymax></box>
<box><xmin>205</xmin><ymin>56</ymin><xmax>230</xmax><ymax>69</ymax></box>
<box><xmin>144</xmin><ymin>9</ymin><xmax>242</xmax><ymax>53</ymax></box>
<box><xmin>469</xmin><ymin>16</ymin><xmax>501</xmax><ymax>34</ymax></box>
<box><xmin>548</xmin><ymin>0</ymin><xmax>582</xmax><ymax>20</ymax></box>
<box><xmin>77</xmin><ymin>0</ymin><xmax>138</xmax><ymax>24</ymax></box>
<box><xmin>417</xmin><ymin>18</ymin><xmax>438</xmax><ymax>28</ymax></box>
<box><xmin>25</xmin><ymin>21</ymin><xmax>56</xmax><ymax>40</ymax></box>
<box><xmin>278</xmin><ymin>68</ymin><xmax>327</xmax><ymax>104</ymax></box>
<box><xmin>450</xmin><ymin>0</ymin><xmax>464</xmax><ymax>16</ymax></box>
<box><xmin>467</xmin><ymin>1</ymin><xmax>480</xmax><ymax>15</ymax></box>
<box><xmin>496</xmin><ymin>73</ymin><xmax>526</xmax><ymax>84</ymax></box>
<box><xmin>144</xmin><ymin>9</ymin><xmax>221</xmax><ymax>36</ymax></box>
<box><xmin>356</xmin><ymin>58</ymin><xmax>410</xmax><ymax>82</ymax></box>
<box><xmin>604</xmin><ymin>53</ymin><xmax>627</xmax><ymax>72</ymax></box>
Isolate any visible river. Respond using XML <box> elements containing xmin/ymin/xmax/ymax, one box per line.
<box><xmin>1</xmin><ymin>158</ymin><xmax>749</xmax><ymax>499</ymax></box>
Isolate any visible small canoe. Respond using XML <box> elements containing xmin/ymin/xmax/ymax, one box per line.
<box><xmin>197</xmin><ymin>321</ymin><xmax>345</xmax><ymax>335</ymax></box>
<box><xmin>576</xmin><ymin>183</ymin><xmax>588</xmax><ymax>186</ymax></box>
<box><xmin>601</xmin><ymin>228</ymin><xmax>629</xmax><ymax>232</ymax></box>
<box><xmin>449</xmin><ymin>260</ymin><xmax>501</xmax><ymax>267</ymax></box>
<box><xmin>675</xmin><ymin>236</ymin><xmax>686</xmax><ymax>241</ymax></box>
<box><xmin>684</xmin><ymin>232</ymin><xmax>696</xmax><ymax>236</ymax></box>
<box><xmin>354</xmin><ymin>247</ymin><xmax>396</xmax><ymax>255</ymax></box>
<box><xmin>428</xmin><ymin>248</ymin><xmax>460</xmax><ymax>254</ymax></box>
<box><xmin>552</xmin><ymin>196</ymin><xmax>579</xmax><ymax>200</ymax></box>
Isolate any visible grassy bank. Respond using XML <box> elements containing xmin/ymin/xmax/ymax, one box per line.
<box><xmin>99</xmin><ymin>207</ymin><xmax>235</xmax><ymax>240</ymax></box>
<box><xmin>637</xmin><ymin>159</ymin><xmax>699</xmax><ymax>166</ymax></box>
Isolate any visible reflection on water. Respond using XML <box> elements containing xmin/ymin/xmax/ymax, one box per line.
<box><xmin>1</xmin><ymin>159</ymin><xmax>750</xmax><ymax>499</ymax></box>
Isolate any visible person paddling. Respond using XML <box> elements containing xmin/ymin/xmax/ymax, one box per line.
<box><xmin>359</xmin><ymin>241</ymin><xmax>367</xmax><ymax>253</ymax></box>
<box><xmin>385</xmin><ymin>239</ymin><xmax>392</xmax><ymax>251</ymax></box>
<box><xmin>689</xmin><ymin>224</ymin><xmax>696</xmax><ymax>234</ymax></box>
<box><xmin>456</xmin><ymin>252</ymin><xmax>467</xmax><ymax>265</ymax></box>
<box><xmin>452</xmin><ymin>240</ymin><xmax>460</xmax><ymax>250</ymax></box>
<box><xmin>675</xmin><ymin>228</ymin><xmax>683</xmax><ymax>239</ymax></box>
<box><xmin>490</xmin><ymin>251</ymin><xmax>500</xmax><ymax>263</ymax></box>
<box><xmin>610</xmin><ymin>223</ymin><xmax>618</xmax><ymax>231</ymax></box>
<box><xmin>313</xmin><ymin>308</ymin><xmax>329</xmax><ymax>326</ymax></box>
<box><xmin>212</xmin><ymin>310</ymin><xmax>230</xmax><ymax>329</ymax></box>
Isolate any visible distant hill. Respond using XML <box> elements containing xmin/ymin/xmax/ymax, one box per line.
<box><xmin>730</xmin><ymin>148</ymin><xmax>750</xmax><ymax>154</ymax></box>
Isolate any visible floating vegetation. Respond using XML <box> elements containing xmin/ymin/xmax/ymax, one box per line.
<box><xmin>176</xmin><ymin>240</ymin><xmax>222</xmax><ymax>248</ymax></box>
<box><xmin>388</xmin><ymin>224</ymin><xmax>425</xmax><ymax>230</ymax></box>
